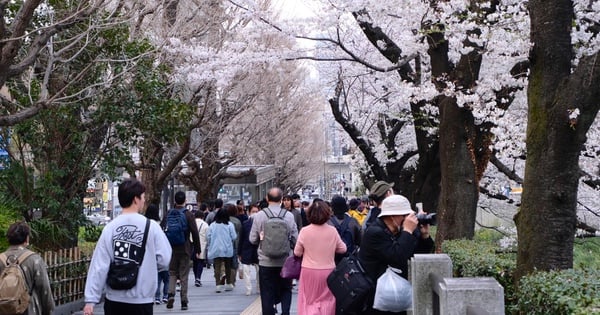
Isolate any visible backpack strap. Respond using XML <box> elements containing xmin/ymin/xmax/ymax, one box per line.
<box><xmin>276</xmin><ymin>209</ymin><xmax>286</xmax><ymax>219</ymax></box>
<box><xmin>138</xmin><ymin>219</ymin><xmax>151</xmax><ymax>265</ymax></box>
<box><xmin>263</xmin><ymin>208</ymin><xmax>275</xmax><ymax>218</ymax></box>
<box><xmin>16</xmin><ymin>251</ymin><xmax>35</xmax><ymax>265</ymax></box>
<box><xmin>330</xmin><ymin>217</ymin><xmax>342</xmax><ymax>230</ymax></box>
<box><xmin>340</xmin><ymin>216</ymin><xmax>351</xmax><ymax>231</ymax></box>
<box><xmin>0</xmin><ymin>250</ymin><xmax>34</xmax><ymax>266</ymax></box>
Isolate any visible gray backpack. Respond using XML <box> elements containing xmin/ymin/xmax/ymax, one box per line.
<box><xmin>261</xmin><ymin>208</ymin><xmax>291</xmax><ymax>258</ymax></box>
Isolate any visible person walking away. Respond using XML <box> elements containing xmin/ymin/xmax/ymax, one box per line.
<box><xmin>294</xmin><ymin>201</ymin><xmax>346</xmax><ymax>315</ymax></box>
<box><xmin>206</xmin><ymin>208</ymin><xmax>237</xmax><ymax>293</ymax></box>
<box><xmin>84</xmin><ymin>178</ymin><xmax>172</xmax><ymax>315</ymax></box>
<box><xmin>0</xmin><ymin>221</ymin><xmax>54</xmax><ymax>315</ymax></box>
<box><xmin>165</xmin><ymin>191</ymin><xmax>201</xmax><ymax>310</ymax></box>
<box><xmin>238</xmin><ymin>204</ymin><xmax>260</xmax><ymax>295</ymax></box>
<box><xmin>328</xmin><ymin>196</ymin><xmax>361</xmax><ymax>262</ymax></box>
<box><xmin>249</xmin><ymin>187</ymin><xmax>299</xmax><ymax>315</ymax></box>
<box><xmin>362</xmin><ymin>181</ymin><xmax>395</xmax><ymax>230</ymax></box>
<box><xmin>205</xmin><ymin>198</ymin><xmax>223</xmax><ymax>225</ymax></box>
<box><xmin>292</xmin><ymin>194</ymin><xmax>309</xmax><ymax>228</ymax></box>
<box><xmin>226</xmin><ymin>204</ymin><xmax>242</xmax><ymax>289</ymax></box>
<box><xmin>358</xmin><ymin>194</ymin><xmax>434</xmax><ymax>315</ymax></box>
<box><xmin>300</xmin><ymin>200</ymin><xmax>310</xmax><ymax>227</ymax></box>
<box><xmin>145</xmin><ymin>203</ymin><xmax>169</xmax><ymax>304</ymax></box>
<box><xmin>192</xmin><ymin>210</ymin><xmax>208</xmax><ymax>287</ymax></box>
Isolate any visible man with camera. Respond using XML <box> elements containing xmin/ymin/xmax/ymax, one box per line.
<box><xmin>358</xmin><ymin>194</ymin><xmax>434</xmax><ymax>315</ymax></box>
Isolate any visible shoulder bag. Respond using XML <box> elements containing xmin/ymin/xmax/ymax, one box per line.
<box><xmin>106</xmin><ymin>219</ymin><xmax>150</xmax><ymax>290</ymax></box>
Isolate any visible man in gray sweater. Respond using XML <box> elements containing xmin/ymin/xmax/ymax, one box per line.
<box><xmin>249</xmin><ymin>187</ymin><xmax>298</xmax><ymax>315</ymax></box>
<box><xmin>83</xmin><ymin>179</ymin><xmax>172</xmax><ymax>315</ymax></box>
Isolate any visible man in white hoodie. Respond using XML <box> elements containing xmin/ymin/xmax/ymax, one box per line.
<box><xmin>83</xmin><ymin>178</ymin><xmax>172</xmax><ymax>315</ymax></box>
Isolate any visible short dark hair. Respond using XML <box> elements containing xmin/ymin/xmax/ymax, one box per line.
<box><xmin>215</xmin><ymin>199</ymin><xmax>224</xmax><ymax>209</ymax></box>
<box><xmin>6</xmin><ymin>221</ymin><xmax>30</xmax><ymax>245</ymax></box>
<box><xmin>215</xmin><ymin>208</ymin><xmax>230</xmax><ymax>224</ymax></box>
<box><xmin>258</xmin><ymin>199</ymin><xmax>268</xmax><ymax>209</ymax></box>
<box><xmin>301</xmin><ymin>200</ymin><xmax>310</xmax><ymax>207</ymax></box>
<box><xmin>291</xmin><ymin>193</ymin><xmax>301</xmax><ymax>200</ymax></box>
<box><xmin>199</xmin><ymin>202</ymin><xmax>208</xmax><ymax>212</ymax></box>
<box><xmin>118</xmin><ymin>178</ymin><xmax>146</xmax><ymax>208</ymax></box>
<box><xmin>307</xmin><ymin>200</ymin><xmax>331</xmax><ymax>225</ymax></box>
<box><xmin>195</xmin><ymin>210</ymin><xmax>205</xmax><ymax>219</ymax></box>
<box><xmin>175</xmin><ymin>191</ymin><xmax>186</xmax><ymax>205</ymax></box>
<box><xmin>145</xmin><ymin>204</ymin><xmax>160</xmax><ymax>221</ymax></box>
<box><xmin>225</xmin><ymin>204</ymin><xmax>237</xmax><ymax>217</ymax></box>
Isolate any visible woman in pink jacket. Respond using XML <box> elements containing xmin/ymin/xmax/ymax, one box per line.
<box><xmin>294</xmin><ymin>200</ymin><xmax>347</xmax><ymax>315</ymax></box>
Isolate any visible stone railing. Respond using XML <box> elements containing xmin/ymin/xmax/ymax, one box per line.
<box><xmin>409</xmin><ymin>254</ymin><xmax>504</xmax><ymax>315</ymax></box>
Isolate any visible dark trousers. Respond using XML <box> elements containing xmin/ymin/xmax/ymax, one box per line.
<box><xmin>192</xmin><ymin>257</ymin><xmax>205</xmax><ymax>281</ymax></box>
<box><xmin>168</xmin><ymin>251</ymin><xmax>191</xmax><ymax>303</ymax></box>
<box><xmin>104</xmin><ymin>298</ymin><xmax>152</xmax><ymax>315</ymax></box>
<box><xmin>155</xmin><ymin>270</ymin><xmax>169</xmax><ymax>300</ymax></box>
<box><xmin>213</xmin><ymin>257</ymin><xmax>233</xmax><ymax>284</ymax></box>
<box><xmin>258</xmin><ymin>265</ymin><xmax>292</xmax><ymax>315</ymax></box>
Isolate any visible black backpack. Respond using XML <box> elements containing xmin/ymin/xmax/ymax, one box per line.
<box><xmin>331</xmin><ymin>216</ymin><xmax>354</xmax><ymax>261</ymax></box>
<box><xmin>327</xmin><ymin>253</ymin><xmax>374</xmax><ymax>314</ymax></box>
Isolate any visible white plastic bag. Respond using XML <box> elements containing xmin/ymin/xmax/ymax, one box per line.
<box><xmin>373</xmin><ymin>266</ymin><xmax>412</xmax><ymax>312</ymax></box>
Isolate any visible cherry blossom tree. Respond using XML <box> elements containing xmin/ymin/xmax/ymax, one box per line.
<box><xmin>515</xmin><ymin>0</ymin><xmax>600</xmax><ymax>278</ymax></box>
<box><xmin>131</xmin><ymin>0</ymin><xmax>322</xmax><ymax>204</ymax></box>
<box><xmin>277</xmin><ymin>0</ymin><xmax>530</xmax><ymax>245</ymax></box>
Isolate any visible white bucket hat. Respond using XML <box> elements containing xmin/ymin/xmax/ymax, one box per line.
<box><xmin>378</xmin><ymin>195</ymin><xmax>414</xmax><ymax>217</ymax></box>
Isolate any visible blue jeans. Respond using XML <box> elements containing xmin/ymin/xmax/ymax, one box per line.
<box><xmin>258</xmin><ymin>265</ymin><xmax>292</xmax><ymax>315</ymax></box>
<box><xmin>155</xmin><ymin>270</ymin><xmax>169</xmax><ymax>300</ymax></box>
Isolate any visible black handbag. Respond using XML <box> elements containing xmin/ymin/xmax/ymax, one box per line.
<box><xmin>327</xmin><ymin>253</ymin><xmax>374</xmax><ymax>314</ymax></box>
<box><xmin>106</xmin><ymin>219</ymin><xmax>150</xmax><ymax>290</ymax></box>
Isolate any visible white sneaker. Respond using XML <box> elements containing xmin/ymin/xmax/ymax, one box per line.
<box><xmin>224</xmin><ymin>284</ymin><xmax>234</xmax><ymax>291</ymax></box>
<box><xmin>216</xmin><ymin>285</ymin><xmax>224</xmax><ymax>293</ymax></box>
<box><xmin>245</xmin><ymin>289</ymin><xmax>252</xmax><ymax>296</ymax></box>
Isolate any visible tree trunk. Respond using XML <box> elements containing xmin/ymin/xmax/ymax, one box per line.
<box><xmin>435</xmin><ymin>97</ymin><xmax>479</xmax><ymax>251</ymax></box>
<box><xmin>515</xmin><ymin>0</ymin><xmax>600</xmax><ymax>281</ymax></box>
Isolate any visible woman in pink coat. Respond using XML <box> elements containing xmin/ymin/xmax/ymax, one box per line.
<box><xmin>294</xmin><ymin>200</ymin><xmax>347</xmax><ymax>315</ymax></box>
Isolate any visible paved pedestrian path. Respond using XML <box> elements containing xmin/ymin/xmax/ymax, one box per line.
<box><xmin>89</xmin><ymin>266</ymin><xmax>298</xmax><ymax>315</ymax></box>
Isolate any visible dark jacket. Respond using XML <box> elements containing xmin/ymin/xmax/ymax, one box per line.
<box><xmin>363</xmin><ymin>206</ymin><xmax>381</xmax><ymax>230</ymax></box>
<box><xmin>328</xmin><ymin>214</ymin><xmax>362</xmax><ymax>257</ymax></box>
<box><xmin>238</xmin><ymin>217</ymin><xmax>258</xmax><ymax>265</ymax></box>
<box><xmin>358</xmin><ymin>218</ymin><xmax>434</xmax><ymax>283</ymax></box>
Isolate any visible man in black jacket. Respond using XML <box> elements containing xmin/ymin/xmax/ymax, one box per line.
<box><xmin>359</xmin><ymin>194</ymin><xmax>434</xmax><ymax>315</ymax></box>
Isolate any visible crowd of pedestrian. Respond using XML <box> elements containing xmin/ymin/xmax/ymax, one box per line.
<box><xmin>0</xmin><ymin>176</ymin><xmax>435</xmax><ymax>315</ymax></box>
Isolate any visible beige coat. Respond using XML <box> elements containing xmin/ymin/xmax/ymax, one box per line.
<box><xmin>194</xmin><ymin>218</ymin><xmax>209</xmax><ymax>259</ymax></box>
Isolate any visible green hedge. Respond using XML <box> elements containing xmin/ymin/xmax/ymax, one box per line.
<box><xmin>442</xmin><ymin>239</ymin><xmax>518</xmax><ymax>311</ymax></box>
<box><xmin>442</xmin><ymin>238</ymin><xmax>600</xmax><ymax>314</ymax></box>
<box><xmin>517</xmin><ymin>268</ymin><xmax>600</xmax><ymax>315</ymax></box>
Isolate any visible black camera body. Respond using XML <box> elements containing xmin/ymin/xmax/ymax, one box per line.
<box><xmin>417</xmin><ymin>213</ymin><xmax>437</xmax><ymax>226</ymax></box>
